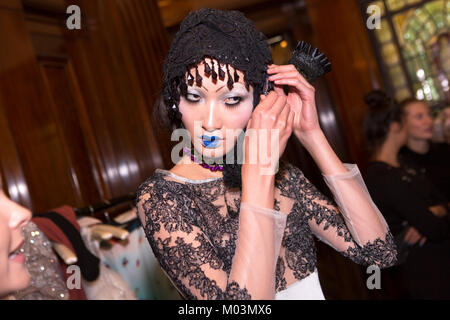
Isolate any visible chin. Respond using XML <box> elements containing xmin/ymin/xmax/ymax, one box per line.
<box><xmin>11</xmin><ymin>265</ymin><xmax>31</xmax><ymax>291</ymax></box>
<box><xmin>201</xmin><ymin>147</ymin><xmax>227</xmax><ymax>159</ymax></box>
<box><xmin>0</xmin><ymin>271</ymin><xmax>30</xmax><ymax>297</ymax></box>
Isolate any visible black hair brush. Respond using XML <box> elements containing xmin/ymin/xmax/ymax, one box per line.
<box><xmin>263</xmin><ymin>40</ymin><xmax>331</xmax><ymax>95</ymax></box>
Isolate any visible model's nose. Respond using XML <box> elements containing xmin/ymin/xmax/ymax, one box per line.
<box><xmin>203</xmin><ymin>99</ymin><xmax>222</xmax><ymax>131</ymax></box>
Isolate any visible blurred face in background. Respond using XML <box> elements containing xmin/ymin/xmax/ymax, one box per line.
<box><xmin>404</xmin><ymin>101</ymin><xmax>434</xmax><ymax>141</ymax></box>
<box><xmin>179</xmin><ymin>58</ymin><xmax>254</xmax><ymax>160</ymax></box>
<box><xmin>0</xmin><ymin>191</ymin><xmax>31</xmax><ymax>297</ymax></box>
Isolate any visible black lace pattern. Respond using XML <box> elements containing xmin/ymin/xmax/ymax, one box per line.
<box><xmin>137</xmin><ymin>160</ymin><xmax>397</xmax><ymax>299</ymax></box>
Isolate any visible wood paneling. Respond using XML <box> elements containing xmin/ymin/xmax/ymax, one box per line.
<box><xmin>0</xmin><ymin>0</ymin><xmax>386</xmax><ymax>299</ymax></box>
<box><xmin>306</xmin><ymin>0</ymin><xmax>383</xmax><ymax>169</ymax></box>
<box><xmin>0</xmin><ymin>0</ymin><xmax>46</xmax><ymax>209</ymax></box>
<box><xmin>0</xmin><ymin>0</ymin><xmax>169</xmax><ymax>212</ymax></box>
<box><xmin>0</xmin><ymin>0</ymin><xmax>22</xmax><ymax>11</ymax></box>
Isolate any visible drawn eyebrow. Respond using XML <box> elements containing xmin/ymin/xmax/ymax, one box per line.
<box><xmin>196</xmin><ymin>83</ymin><xmax>245</xmax><ymax>93</ymax></box>
<box><xmin>200</xmin><ymin>85</ymin><xmax>224</xmax><ymax>92</ymax></box>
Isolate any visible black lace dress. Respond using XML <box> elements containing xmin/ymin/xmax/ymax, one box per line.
<box><xmin>137</xmin><ymin>160</ymin><xmax>397</xmax><ymax>300</ymax></box>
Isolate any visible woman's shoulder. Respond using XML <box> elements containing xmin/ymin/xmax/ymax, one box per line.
<box><xmin>136</xmin><ymin>170</ymin><xmax>196</xmax><ymax>226</ymax></box>
<box><xmin>136</xmin><ymin>170</ymin><xmax>163</xmax><ymax>199</ymax></box>
<box><xmin>430</xmin><ymin>142</ymin><xmax>450</xmax><ymax>156</ymax></box>
<box><xmin>274</xmin><ymin>160</ymin><xmax>310</xmax><ymax>194</ymax></box>
<box><xmin>364</xmin><ymin>161</ymin><xmax>397</xmax><ymax>186</ymax></box>
<box><xmin>366</xmin><ymin>161</ymin><xmax>394</xmax><ymax>174</ymax></box>
<box><xmin>136</xmin><ymin>169</ymin><xmax>190</xmax><ymax>203</ymax></box>
<box><xmin>276</xmin><ymin>160</ymin><xmax>305</xmax><ymax>181</ymax></box>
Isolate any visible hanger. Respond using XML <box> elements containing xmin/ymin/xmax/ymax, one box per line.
<box><xmin>112</xmin><ymin>202</ymin><xmax>138</xmax><ymax>225</ymax></box>
<box><xmin>75</xmin><ymin>193</ymin><xmax>137</xmax><ymax>241</ymax></box>
<box><xmin>51</xmin><ymin>242</ymin><xmax>77</xmax><ymax>265</ymax></box>
<box><xmin>90</xmin><ymin>224</ymin><xmax>129</xmax><ymax>241</ymax></box>
<box><xmin>74</xmin><ymin>193</ymin><xmax>136</xmax><ymax>219</ymax></box>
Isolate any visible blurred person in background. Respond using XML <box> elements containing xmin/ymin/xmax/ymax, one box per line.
<box><xmin>363</xmin><ymin>90</ymin><xmax>450</xmax><ymax>299</ymax></box>
<box><xmin>398</xmin><ymin>99</ymin><xmax>450</xmax><ymax>203</ymax></box>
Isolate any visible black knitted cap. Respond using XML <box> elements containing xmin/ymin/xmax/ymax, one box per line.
<box><xmin>162</xmin><ymin>8</ymin><xmax>273</xmax><ymax>130</ymax></box>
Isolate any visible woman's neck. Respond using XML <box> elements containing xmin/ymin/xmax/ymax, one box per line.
<box><xmin>407</xmin><ymin>137</ymin><xmax>430</xmax><ymax>154</ymax></box>
<box><xmin>170</xmin><ymin>155</ymin><xmax>223</xmax><ymax>180</ymax></box>
<box><xmin>374</xmin><ymin>140</ymin><xmax>402</xmax><ymax>168</ymax></box>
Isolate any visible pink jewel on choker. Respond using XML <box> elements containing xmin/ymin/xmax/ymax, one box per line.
<box><xmin>183</xmin><ymin>147</ymin><xmax>223</xmax><ymax>172</ymax></box>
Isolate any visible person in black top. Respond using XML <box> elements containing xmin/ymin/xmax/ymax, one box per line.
<box><xmin>362</xmin><ymin>90</ymin><xmax>450</xmax><ymax>299</ymax></box>
<box><xmin>398</xmin><ymin>98</ymin><xmax>450</xmax><ymax>203</ymax></box>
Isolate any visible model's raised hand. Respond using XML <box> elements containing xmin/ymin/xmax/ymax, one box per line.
<box><xmin>243</xmin><ymin>87</ymin><xmax>294</xmax><ymax>176</ymax></box>
<box><xmin>267</xmin><ymin>64</ymin><xmax>321</xmax><ymax>140</ymax></box>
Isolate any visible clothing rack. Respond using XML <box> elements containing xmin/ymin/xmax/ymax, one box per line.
<box><xmin>74</xmin><ymin>192</ymin><xmax>137</xmax><ymax>221</ymax></box>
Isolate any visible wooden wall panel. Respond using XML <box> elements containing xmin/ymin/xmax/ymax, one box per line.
<box><xmin>0</xmin><ymin>0</ymin><xmax>22</xmax><ymax>10</ymax></box>
<box><xmin>305</xmin><ymin>0</ymin><xmax>383</xmax><ymax>169</ymax></box>
<box><xmin>39</xmin><ymin>62</ymin><xmax>102</xmax><ymax>205</ymax></box>
<box><xmin>0</xmin><ymin>0</ymin><xmax>170</xmax><ymax>212</ymax></box>
<box><xmin>0</xmin><ymin>1</ymin><xmax>57</xmax><ymax>210</ymax></box>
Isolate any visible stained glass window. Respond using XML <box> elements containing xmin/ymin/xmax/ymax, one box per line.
<box><xmin>362</xmin><ymin>0</ymin><xmax>449</xmax><ymax>108</ymax></box>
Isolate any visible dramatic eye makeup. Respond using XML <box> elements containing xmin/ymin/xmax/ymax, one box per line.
<box><xmin>222</xmin><ymin>86</ymin><xmax>249</xmax><ymax>108</ymax></box>
<box><xmin>185</xmin><ymin>92</ymin><xmax>201</xmax><ymax>103</ymax></box>
<box><xmin>224</xmin><ymin>96</ymin><xmax>242</xmax><ymax>106</ymax></box>
<box><xmin>183</xmin><ymin>87</ymin><xmax>249</xmax><ymax>108</ymax></box>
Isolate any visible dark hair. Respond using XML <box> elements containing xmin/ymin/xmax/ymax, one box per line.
<box><xmin>397</xmin><ymin>97</ymin><xmax>426</xmax><ymax>117</ymax></box>
<box><xmin>362</xmin><ymin>90</ymin><xmax>403</xmax><ymax>157</ymax></box>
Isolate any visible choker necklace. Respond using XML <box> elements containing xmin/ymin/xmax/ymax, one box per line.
<box><xmin>183</xmin><ymin>147</ymin><xmax>223</xmax><ymax>172</ymax></box>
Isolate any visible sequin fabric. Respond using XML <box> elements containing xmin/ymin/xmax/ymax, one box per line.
<box><xmin>12</xmin><ymin>222</ymin><xmax>69</xmax><ymax>300</ymax></box>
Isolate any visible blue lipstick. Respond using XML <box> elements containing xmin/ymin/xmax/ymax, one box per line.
<box><xmin>201</xmin><ymin>135</ymin><xmax>220</xmax><ymax>148</ymax></box>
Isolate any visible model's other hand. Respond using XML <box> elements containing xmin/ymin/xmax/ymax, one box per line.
<box><xmin>267</xmin><ymin>64</ymin><xmax>321</xmax><ymax>141</ymax></box>
<box><xmin>243</xmin><ymin>87</ymin><xmax>294</xmax><ymax>176</ymax></box>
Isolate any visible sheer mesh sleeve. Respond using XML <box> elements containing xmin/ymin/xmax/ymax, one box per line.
<box><xmin>287</xmin><ymin>163</ymin><xmax>397</xmax><ymax>268</ymax></box>
<box><xmin>136</xmin><ymin>178</ymin><xmax>287</xmax><ymax>300</ymax></box>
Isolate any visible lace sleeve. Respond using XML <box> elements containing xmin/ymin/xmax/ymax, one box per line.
<box><xmin>136</xmin><ymin>178</ymin><xmax>287</xmax><ymax>300</ymax></box>
<box><xmin>287</xmin><ymin>163</ymin><xmax>397</xmax><ymax>268</ymax></box>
